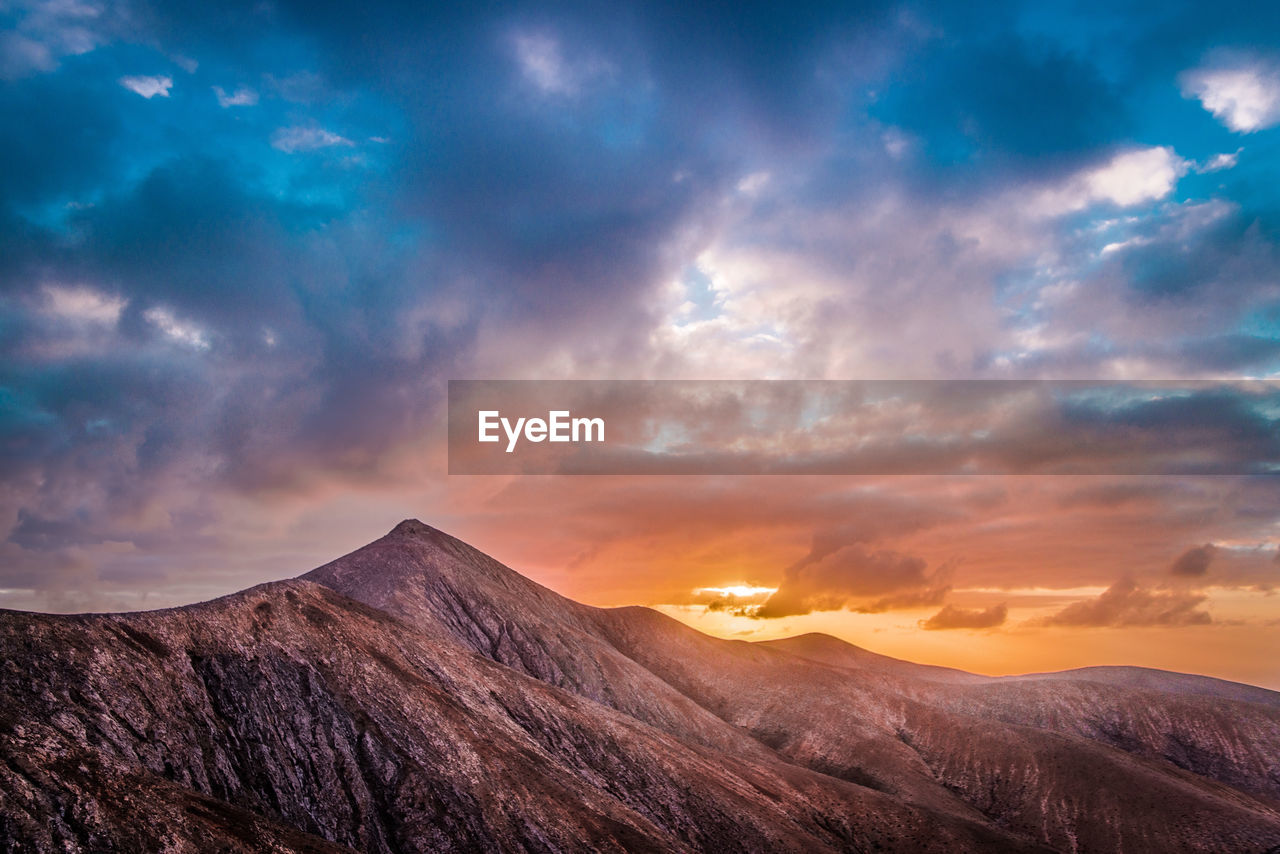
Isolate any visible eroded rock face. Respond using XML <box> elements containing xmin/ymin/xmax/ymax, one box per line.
<box><xmin>2</xmin><ymin>519</ymin><xmax>1279</xmax><ymax>853</ymax></box>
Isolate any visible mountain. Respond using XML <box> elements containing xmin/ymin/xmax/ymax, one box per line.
<box><xmin>758</xmin><ymin>631</ymin><xmax>988</xmax><ymax>683</ymax></box>
<box><xmin>1</xmin><ymin>520</ymin><xmax>1278</xmax><ymax>853</ymax></box>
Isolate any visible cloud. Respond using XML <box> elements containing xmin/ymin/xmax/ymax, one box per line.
<box><xmin>0</xmin><ymin>32</ymin><xmax>57</xmax><ymax>79</ymax></box>
<box><xmin>872</xmin><ymin>34</ymin><xmax>1130</xmax><ymax>170</ymax></box>
<box><xmin>693</xmin><ymin>584</ymin><xmax>776</xmax><ymax>616</ymax></box>
<box><xmin>1195</xmin><ymin>150</ymin><xmax>1241</xmax><ymax>173</ymax></box>
<box><xmin>510</xmin><ymin>32</ymin><xmax>609</xmax><ymax>96</ymax></box>
<box><xmin>1041</xmin><ymin>578</ymin><xmax>1211</xmax><ymax>627</ymax></box>
<box><xmin>756</xmin><ymin>544</ymin><xmax>951</xmax><ymax>618</ymax></box>
<box><xmin>1085</xmin><ymin>147</ymin><xmax>1188</xmax><ymax>207</ymax></box>
<box><xmin>41</xmin><ymin>284</ymin><xmax>125</xmax><ymax>325</ymax></box>
<box><xmin>270</xmin><ymin>126</ymin><xmax>354</xmax><ymax>153</ymax></box>
<box><xmin>1160</xmin><ymin>333</ymin><xmax>1280</xmax><ymax>372</ymax></box>
<box><xmin>922</xmin><ymin>603</ymin><xmax>1007</xmax><ymax>630</ymax></box>
<box><xmin>1032</xmin><ymin>147</ymin><xmax>1189</xmax><ymax>215</ymax></box>
<box><xmin>143</xmin><ymin>306</ymin><xmax>210</xmax><ymax>350</ymax></box>
<box><xmin>794</xmin><ymin>501</ymin><xmax>959</xmax><ymax>564</ymax></box>
<box><xmin>1182</xmin><ymin>61</ymin><xmax>1280</xmax><ymax>132</ymax></box>
<box><xmin>119</xmin><ymin>75</ymin><xmax>172</xmax><ymax>99</ymax></box>
<box><xmin>0</xmin><ymin>0</ymin><xmax>106</xmax><ymax>80</ymax></box>
<box><xmin>213</xmin><ymin>86</ymin><xmax>258</xmax><ymax>107</ymax></box>
<box><xmin>1170</xmin><ymin>544</ymin><xmax>1216</xmax><ymax>577</ymax></box>
<box><xmin>855</xmin><ymin>583</ymin><xmax>951</xmax><ymax>613</ymax></box>
<box><xmin>1097</xmin><ymin>198</ymin><xmax>1273</xmax><ymax>301</ymax></box>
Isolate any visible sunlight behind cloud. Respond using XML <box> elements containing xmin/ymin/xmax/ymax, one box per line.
<box><xmin>693</xmin><ymin>585</ymin><xmax>778</xmax><ymax>598</ymax></box>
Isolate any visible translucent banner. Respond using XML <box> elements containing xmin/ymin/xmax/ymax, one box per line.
<box><xmin>447</xmin><ymin>380</ymin><xmax>1280</xmax><ymax>475</ymax></box>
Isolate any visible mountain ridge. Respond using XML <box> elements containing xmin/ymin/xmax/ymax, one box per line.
<box><xmin>2</xmin><ymin>519</ymin><xmax>1278</xmax><ymax>853</ymax></box>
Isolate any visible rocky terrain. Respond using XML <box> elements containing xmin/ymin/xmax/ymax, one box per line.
<box><xmin>2</xmin><ymin>519</ymin><xmax>1278</xmax><ymax>852</ymax></box>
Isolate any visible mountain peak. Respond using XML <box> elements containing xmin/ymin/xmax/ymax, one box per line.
<box><xmin>304</xmin><ymin>518</ymin><xmax>572</xmax><ymax>637</ymax></box>
<box><xmin>7</xmin><ymin>522</ymin><xmax>1280</xmax><ymax>852</ymax></box>
<box><xmin>388</xmin><ymin>518</ymin><xmax>440</xmax><ymax>537</ymax></box>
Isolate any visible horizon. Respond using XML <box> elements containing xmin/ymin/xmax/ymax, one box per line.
<box><xmin>6</xmin><ymin>515</ymin><xmax>1276</xmax><ymax>692</ymax></box>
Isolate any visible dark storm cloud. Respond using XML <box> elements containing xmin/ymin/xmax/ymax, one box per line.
<box><xmin>921</xmin><ymin>602</ymin><xmax>1007</xmax><ymax>630</ymax></box>
<box><xmin>74</xmin><ymin>158</ymin><xmax>303</xmax><ymax>321</ymax></box>
<box><xmin>1118</xmin><ymin>212</ymin><xmax>1280</xmax><ymax>301</ymax></box>
<box><xmin>0</xmin><ymin>139</ymin><xmax>463</xmax><ymax>557</ymax></box>
<box><xmin>3</xmin><ymin>0</ymin><xmax>1280</xmax><ymax>610</ymax></box>
<box><xmin>0</xmin><ymin>9</ymin><xmax>698</xmax><ymax>567</ymax></box>
<box><xmin>7</xmin><ymin>509</ymin><xmax>103</xmax><ymax>550</ymax></box>
<box><xmin>872</xmin><ymin>34</ymin><xmax>1129</xmax><ymax>174</ymax></box>
<box><xmin>0</xmin><ymin>348</ymin><xmax>214</xmax><ymax>546</ymax></box>
<box><xmin>1165</xmin><ymin>334</ymin><xmax>1280</xmax><ymax>373</ymax></box>
<box><xmin>244</xmin><ymin>0</ymin><xmax>896</xmax><ymax>126</ymax></box>
<box><xmin>1170</xmin><ymin>544</ymin><xmax>1216</xmax><ymax>577</ymax></box>
<box><xmin>0</xmin><ymin>71</ymin><xmax>123</xmax><ymax>205</ymax></box>
<box><xmin>1055</xmin><ymin>387</ymin><xmax>1280</xmax><ymax>473</ymax></box>
<box><xmin>332</xmin><ymin>1</ymin><xmax>893</xmax><ymax>333</ymax></box>
<box><xmin>1041</xmin><ymin>578</ymin><xmax>1212</xmax><ymax>627</ymax></box>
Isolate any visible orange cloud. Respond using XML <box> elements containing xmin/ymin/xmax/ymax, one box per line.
<box><xmin>921</xmin><ymin>602</ymin><xmax>1008</xmax><ymax>630</ymax></box>
<box><xmin>1039</xmin><ymin>578</ymin><xmax>1211</xmax><ymax>627</ymax></box>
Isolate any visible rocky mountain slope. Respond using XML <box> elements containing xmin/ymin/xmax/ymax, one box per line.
<box><xmin>2</xmin><ymin>520</ymin><xmax>1278</xmax><ymax>852</ymax></box>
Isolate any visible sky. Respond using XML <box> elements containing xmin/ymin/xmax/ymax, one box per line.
<box><xmin>2</xmin><ymin>0</ymin><xmax>1279</xmax><ymax>686</ymax></box>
